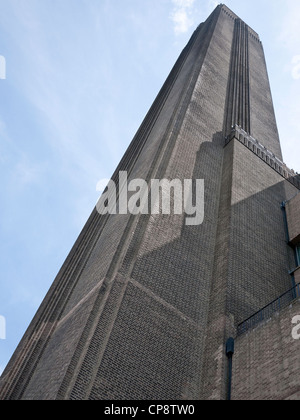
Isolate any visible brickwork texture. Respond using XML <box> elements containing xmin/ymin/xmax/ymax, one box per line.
<box><xmin>0</xmin><ymin>4</ymin><xmax>299</xmax><ymax>400</ymax></box>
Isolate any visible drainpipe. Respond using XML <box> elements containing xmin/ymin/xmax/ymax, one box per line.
<box><xmin>226</xmin><ymin>338</ymin><xmax>235</xmax><ymax>401</ymax></box>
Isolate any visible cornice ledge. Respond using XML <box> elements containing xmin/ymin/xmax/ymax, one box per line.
<box><xmin>225</xmin><ymin>124</ymin><xmax>300</xmax><ymax>190</ymax></box>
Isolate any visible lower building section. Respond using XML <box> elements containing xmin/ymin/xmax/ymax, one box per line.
<box><xmin>232</xmin><ymin>298</ymin><xmax>300</xmax><ymax>400</ymax></box>
<box><xmin>286</xmin><ymin>193</ymin><xmax>300</xmax><ymax>246</ymax></box>
<box><xmin>285</xmin><ymin>193</ymin><xmax>300</xmax><ymax>284</ymax></box>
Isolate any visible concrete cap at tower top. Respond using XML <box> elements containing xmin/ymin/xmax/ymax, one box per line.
<box><xmin>219</xmin><ymin>3</ymin><xmax>260</xmax><ymax>40</ymax></box>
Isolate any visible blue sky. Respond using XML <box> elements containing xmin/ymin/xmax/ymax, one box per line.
<box><xmin>0</xmin><ymin>0</ymin><xmax>300</xmax><ymax>374</ymax></box>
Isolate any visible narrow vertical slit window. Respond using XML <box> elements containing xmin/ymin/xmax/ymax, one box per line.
<box><xmin>296</xmin><ymin>245</ymin><xmax>300</xmax><ymax>267</ymax></box>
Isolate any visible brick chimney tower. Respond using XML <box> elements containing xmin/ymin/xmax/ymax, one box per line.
<box><xmin>1</xmin><ymin>4</ymin><xmax>299</xmax><ymax>400</ymax></box>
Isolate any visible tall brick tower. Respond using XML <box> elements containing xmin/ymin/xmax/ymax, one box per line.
<box><xmin>1</xmin><ymin>4</ymin><xmax>300</xmax><ymax>400</ymax></box>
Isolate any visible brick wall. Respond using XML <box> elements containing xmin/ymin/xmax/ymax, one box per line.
<box><xmin>199</xmin><ymin>137</ymin><xmax>298</xmax><ymax>400</ymax></box>
<box><xmin>286</xmin><ymin>192</ymin><xmax>300</xmax><ymax>245</ymax></box>
<box><xmin>232</xmin><ymin>299</ymin><xmax>300</xmax><ymax>400</ymax></box>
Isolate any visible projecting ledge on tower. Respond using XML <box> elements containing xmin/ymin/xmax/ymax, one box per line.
<box><xmin>225</xmin><ymin>125</ymin><xmax>300</xmax><ymax>190</ymax></box>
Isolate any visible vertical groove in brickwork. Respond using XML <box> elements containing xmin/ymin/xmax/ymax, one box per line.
<box><xmin>224</xmin><ymin>19</ymin><xmax>250</xmax><ymax>136</ymax></box>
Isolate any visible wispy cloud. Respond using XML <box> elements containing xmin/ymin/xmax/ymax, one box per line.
<box><xmin>291</xmin><ymin>55</ymin><xmax>300</xmax><ymax>80</ymax></box>
<box><xmin>208</xmin><ymin>0</ymin><xmax>219</xmax><ymax>9</ymax></box>
<box><xmin>170</xmin><ymin>0</ymin><xmax>196</xmax><ymax>35</ymax></box>
<box><xmin>0</xmin><ymin>55</ymin><xmax>6</xmax><ymax>79</ymax></box>
<box><xmin>275</xmin><ymin>0</ymin><xmax>300</xmax><ymax>171</ymax></box>
<box><xmin>1</xmin><ymin>1</ymin><xmax>119</xmax><ymax>226</ymax></box>
<box><xmin>279</xmin><ymin>0</ymin><xmax>300</xmax><ymax>51</ymax></box>
<box><xmin>278</xmin><ymin>0</ymin><xmax>300</xmax><ymax>81</ymax></box>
